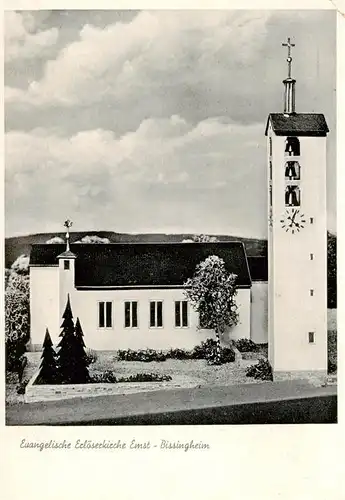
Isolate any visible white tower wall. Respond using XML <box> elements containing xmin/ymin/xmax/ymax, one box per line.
<box><xmin>267</xmin><ymin>124</ymin><xmax>328</xmax><ymax>382</ymax></box>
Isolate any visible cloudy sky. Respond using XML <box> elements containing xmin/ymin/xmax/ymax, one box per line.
<box><xmin>5</xmin><ymin>9</ymin><xmax>336</xmax><ymax>238</ymax></box>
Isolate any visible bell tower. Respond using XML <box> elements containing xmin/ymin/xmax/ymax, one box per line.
<box><xmin>265</xmin><ymin>38</ymin><xmax>329</xmax><ymax>382</ymax></box>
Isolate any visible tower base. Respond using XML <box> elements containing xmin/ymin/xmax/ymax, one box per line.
<box><xmin>273</xmin><ymin>370</ymin><xmax>327</xmax><ymax>385</ymax></box>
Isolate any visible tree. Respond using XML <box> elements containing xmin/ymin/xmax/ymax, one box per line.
<box><xmin>5</xmin><ymin>268</ymin><xmax>11</xmax><ymax>289</ymax></box>
<box><xmin>191</xmin><ymin>234</ymin><xmax>219</xmax><ymax>243</ymax></box>
<box><xmin>5</xmin><ymin>273</ymin><xmax>30</xmax><ymax>373</ymax></box>
<box><xmin>327</xmin><ymin>231</ymin><xmax>337</xmax><ymax>308</ymax></box>
<box><xmin>184</xmin><ymin>255</ymin><xmax>239</xmax><ymax>364</ymax></box>
<box><xmin>57</xmin><ymin>296</ymin><xmax>89</xmax><ymax>383</ymax></box>
<box><xmin>46</xmin><ymin>236</ymin><xmax>64</xmax><ymax>244</ymax></box>
<box><xmin>75</xmin><ymin>235</ymin><xmax>110</xmax><ymax>244</ymax></box>
<box><xmin>11</xmin><ymin>254</ymin><xmax>30</xmax><ymax>275</ymax></box>
<box><xmin>73</xmin><ymin>317</ymin><xmax>90</xmax><ymax>381</ymax></box>
<box><xmin>37</xmin><ymin>328</ymin><xmax>59</xmax><ymax>384</ymax></box>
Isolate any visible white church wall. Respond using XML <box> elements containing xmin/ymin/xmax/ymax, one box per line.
<box><xmin>30</xmin><ymin>266</ymin><xmax>60</xmax><ymax>348</ymax></box>
<box><xmin>251</xmin><ymin>282</ymin><xmax>268</xmax><ymax>344</ymax></box>
<box><xmin>53</xmin><ymin>286</ymin><xmax>251</xmax><ymax>351</ymax></box>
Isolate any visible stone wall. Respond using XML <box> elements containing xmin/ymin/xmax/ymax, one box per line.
<box><xmin>273</xmin><ymin>370</ymin><xmax>327</xmax><ymax>385</ymax></box>
<box><xmin>24</xmin><ymin>371</ymin><xmax>200</xmax><ymax>403</ymax></box>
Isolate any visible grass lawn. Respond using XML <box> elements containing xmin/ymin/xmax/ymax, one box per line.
<box><xmin>6</xmin><ymin>350</ymin><xmax>265</xmax><ymax>405</ymax></box>
<box><xmin>7</xmin><ymin>309</ymin><xmax>336</xmax><ymax>405</ymax></box>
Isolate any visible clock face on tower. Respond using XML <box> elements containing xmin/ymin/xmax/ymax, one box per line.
<box><xmin>280</xmin><ymin>208</ymin><xmax>306</xmax><ymax>234</ymax></box>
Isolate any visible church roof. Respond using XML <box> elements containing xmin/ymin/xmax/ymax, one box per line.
<box><xmin>57</xmin><ymin>249</ymin><xmax>76</xmax><ymax>259</ymax></box>
<box><xmin>265</xmin><ymin>113</ymin><xmax>329</xmax><ymax>136</ymax></box>
<box><xmin>246</xmin><ymin>256</ymin><xmax>268</xmax><ymax>282</ymax></box>
<box><xmin>30</xmin><ymin>242</ymin><xmax>252</xmax><ymax>288</ymax></box>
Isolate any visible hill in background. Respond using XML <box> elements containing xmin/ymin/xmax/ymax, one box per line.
<box><xmin>5</xmin><ymin>231</ymin><xmax>267</xmax><ymax>268</ymax></box>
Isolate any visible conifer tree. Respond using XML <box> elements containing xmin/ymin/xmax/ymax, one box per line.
<box><xmin>37</xmin><ymin>328</ymin><xmax>59</xmax><ymax>384</ymax></box>
<box><xmin>57</xmin><ymin>295</ymin><xmax>89</xmax><ymax>384</ymax></box>
<box><xmin>74</xmin><ymin>317</ymin><xmax>90</xmax><ymax>382</ymax></box>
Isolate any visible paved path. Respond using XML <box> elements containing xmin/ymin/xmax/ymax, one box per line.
<box><xmin>6</xmin><ymin>380</ymin><xmax>336</xmax><ymax>425</ymax></box>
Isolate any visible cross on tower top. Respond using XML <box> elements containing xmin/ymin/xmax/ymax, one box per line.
<box><xmin>282</xmin><ymin>37</ymin><xmax>295</xmax><ymax>78</ymax></box>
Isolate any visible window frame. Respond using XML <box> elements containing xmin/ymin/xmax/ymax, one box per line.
<box><xmin>284</xmin><ymin>160</ymin><xmax>301</xmax><ymax>181</ymax></box>
<box><xmin>97</xmin><ymin>300</ymin><xmax>114</xmax><ymax>330</ymax></box>
<box><xmin>64</xmin><ymin>260</ymin><xmax>70</xmax><ymax>270</ymax></box>
<box><xmin>285</xmin><ymin>136</ymin><xmax>301</xmax><ymax>157</ymax></box>
<box><xmin>308</xmin><ymin>332</ymin><xmax>315</xmax><ymax>344</ymax></box>
<box><xmin>285</xmin><ymin>184</ymin><xmax>301</xmax><ymax>207</ymax></box>
<box><xmin>124</xmin><ymin>300</ymin><xmax>139</xmax><ymax>329</ymax></box>
<box><xmin>174</xmin><ymin>300</ymin><xmax>189</xmax><ymax>329</ymax></box>
<box><xmin>149</xmin><ymin>300</ymin><xmax>164</xmax><ymax>329</ymax></box>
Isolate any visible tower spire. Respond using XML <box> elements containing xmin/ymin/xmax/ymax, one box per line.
<box><xmin>282</xmin><ymin>37</ymin><xmax>296</xmax><ymax>115</ymax></box>
<box><xmin>63</xmin><ymin>219</ymin><xmax>73</xmax><ymax>252</ymax></box>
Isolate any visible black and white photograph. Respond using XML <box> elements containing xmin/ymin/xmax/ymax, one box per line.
<box><xmin>4</xmin><ymin>8</ymin><xmax>337</xmax><ymax>426</ymax></box>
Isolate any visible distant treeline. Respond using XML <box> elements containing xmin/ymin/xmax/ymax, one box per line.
<box><xmin>4</xmin><ymin>230</ymin><xmax>336</xmax><ymax>308</ymax></box>
<box><xmin>4</xmin><ymin>231</ymin><xmax>267</xmax><ymax>268</ymax></box>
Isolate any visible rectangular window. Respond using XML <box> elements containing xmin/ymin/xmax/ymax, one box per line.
<box><xmin>175</xmin><ymin>301</ymin><xmax>188</xmax><ymax>328</ymax></box>
<box><xmin>98</xmin><ymin>301</ymin><xmax>112</xmax><ymax>328</ymax></box>
<box><xmin>64</xmin><ymin>260</ymin><xmax>70</xmax><ymax>270</ymax></box>
<box><xmin>124</xmin><ymin>301</ymin><xmax>138</xmax><ymax>328</ymax></box>
<box><xmin>285</xmin><ymin>185</ymin><xmax>300</xmax><ymax>207</ymax></box>
<box><xmin>310</xmin><ymin>289</ymin><xmax>314</xmax><ymax>297</ymax></box>
<box><xmin>150</xmin><ymin>301</ymin><xmax>163</xmax><ymax>327</ymax></box>
<box><xmin>310</xmin><ymin>253</ymin><xmax>314</xmax><ymax>260</ymax></box>
<box><xmin>308</xmin><ymin>332</ymin><xmax>315</xmax><ymax>344</ymax></box>
<box><xmin>269</xmin><ymin>160</ymin><xmax>272</xmax><ymax>181</ymax></box>
<box><xmin>269</xmin><ymin>185</ymin><xmax>272</xmax><ymax>206</ymax></box>
<box><xmin>106</xmin><ymin>301</ymin><xmax>112</xmax><ymax>328</ymax></box>
<box><xmin>269</xmin><ymin>137</ymin><xmax>272</xmax><ymax>156</ymax></box>
<box><xmin>310</xmin><ymin>217</ymin><xmax>314</xmax><ymax>224</ymax></box>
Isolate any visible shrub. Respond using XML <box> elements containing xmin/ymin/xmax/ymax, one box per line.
<box><xmin>16</xmin><ymin>378</ymin><xmax>29</xmax><ymax>395</ymax></box>
<box><xmin>85</xmin><ymin>348</ymin><xmax>98</xmax><ymax>366</ymax></box>
<box><xmin>90</xmin><ymin>371</ymin><xmax>172</xmax><ymax>383</ymax></box>
<box><xmin>91</xmin><ymin>370</ymin><xmax>117</xmax><ymax>383</ymax></box>
<box><xmin>117</xmin><ymin>348</ymin><xmax>167</xmax><ymax>362</ymax></box>
<box><xmin>5</xmin><ymin>273</ymin><xmax>30</xmax><ymax>373</ymax></box>
<box><xmin>11</xmin><ymin>255</ymin><xmax>30</xmax><ymax>275</ymax></box>
<box><xmin>246</xmin><ymin>359</ymin><xmax>273</xmax><ymax>381</ymax></box>
<box><xmin>219</xmin><ymin>346</ymin><xmax>236</xmax><ymax>364</ymax></box>
<box><xmin>234</xmin><ymin>338</ymin><xmax>259</xmax><ymax>353</ymax></box>
<box><xmin>192</xmin><ymin>338</ymin><xmax>235</xmax><ymax>365</ymax></box>
<box><xmin>192</xmin><ymin>338</ymin><xmax>218</xmax><ymax>360</ymax></box>
<box><xmin>167</xmin><ymin>348</ymin><xmax>193</xmax><ymax>360</ymax></box>
<box><xmin>116</xmin><ymin>340</ymin><xmax>235</xmax><ymax>365</ymax></box>
<box><xmin>328</xmin><ymin>359</ymin><xmax>337</xmax><ymax>374</ymax></box>
<box><xmin>118</xmin><ymin>373</ymin><xmax>172</xmax><ymax>383</ymax></box>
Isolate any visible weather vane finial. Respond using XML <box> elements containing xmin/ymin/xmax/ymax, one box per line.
<box><xmin>63</xmin><ymin>219</ymin><xmax>73</xmax><ymax>251</ymax></box>
<box><xmin>282</xmin><ymin>37</ymin><xmax>295</xmax><ymax>78</ymax></box>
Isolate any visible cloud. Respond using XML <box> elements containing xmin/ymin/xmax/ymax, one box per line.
<box><xmin>5</xmin><ymin>116</ymin><xmax>265</xmax><ymax>237</ymax></box>
<box><xmin>5</xmin><ymin>11</ymin><xmax>270</xmax><ymax>108</ymax></box>
<box><xmin>4</xmin><ymin>10</ymin><xmax>336</xmax><ymax>238</ymax></box>
<box><xmin>5</xmin><ymin>11</ymin><xmax>59</xmax><ymax>62</ymax></box>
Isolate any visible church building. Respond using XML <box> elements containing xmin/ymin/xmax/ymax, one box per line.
<box><xmin>29</xmin><ymin>240</ymin><xmax>262</xmax><ymax>351</ymax></box>
<box><xmin>29</xmin><ymin>38</ymin><xmax>329</xmax><ymax>382</ymax></box>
